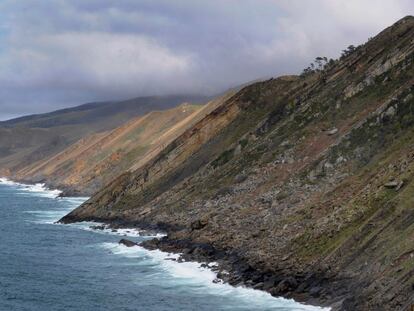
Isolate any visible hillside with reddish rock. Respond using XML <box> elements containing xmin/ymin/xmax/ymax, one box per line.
<box><xmin>0</xmin><ymin>95</ymin><xmax>208</xmax><ymax>180</ymax></box>
<box><xmin>14</xmin><ymin>103</ymin><xmax>203</xmax><ymax>195</ymax></box>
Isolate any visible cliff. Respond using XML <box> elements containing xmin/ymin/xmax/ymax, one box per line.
<box><xmin>59</xmin><ymin>16</ymin><xmax>414</xmax><ymax>310</ymax></box>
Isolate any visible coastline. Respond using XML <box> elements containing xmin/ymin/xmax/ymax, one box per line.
<box><xmin>0</xmin><ymin>177</ymin><xmax>63</xmax><ymax>198</ymax></box>
<box><xmin>0</xmin><ymin>176</ymin><xmax>91</xmax><ymax>197</ymax></box>
<box><xmin>1</xmin><ymin>177</ymin><xmax>334</xmax><ymax>310</ymax></box>
<box><xmin>60</xmin><ymin>215</ymin><xmax>344</xmax><ymax>310</ymax></box>
<box><xmin>66</xmin><ymin>222</ymin><xmax>328</xmax><ymax>311</ymax></box>
<box><xmin>141</xmin><ymin>235</ymin><xmax>340</xmax><ymax>310</ymax></box>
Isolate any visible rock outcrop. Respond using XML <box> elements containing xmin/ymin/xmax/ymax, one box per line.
<box><xmin>119</xmin><ymin>239</ymin><xmax>138</xmax><ymax>247</ymax></box>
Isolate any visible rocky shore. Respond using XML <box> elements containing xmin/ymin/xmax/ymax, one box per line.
<box><xmin>61</xmin><ymin>216</ymin><xmax>350</xmax><ymax>310</ymax></box>
<box><xmin>140</xmin><ymin>235</ymin><xmax>348</xmax><ymax>310</ymax></box>
<box><xmin>7</xmin><ymin>176</ymin><xmax>91</xmax><ymax>197</ymax></box>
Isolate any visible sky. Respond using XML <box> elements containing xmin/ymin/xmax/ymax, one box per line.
<box><xmin>0</xmin><ymin>0</ymin><xmax>413</xmax><ymax>120</ymax></box>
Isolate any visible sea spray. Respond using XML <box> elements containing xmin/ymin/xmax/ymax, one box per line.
<box><xmin>101</xmin><ymin>242</ymin><xmax>328</xmax><ymax>311</ymax></box>
<box><xmin>0</xmin><ymin>177</ymin><xmax>62</xmax><ymax>198</ymax></box>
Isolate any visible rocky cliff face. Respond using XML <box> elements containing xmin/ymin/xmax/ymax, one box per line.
<box><xmin>61</xmin><ymin>17</ymin><xmax>414</xmax><ymax>310</ymax></box>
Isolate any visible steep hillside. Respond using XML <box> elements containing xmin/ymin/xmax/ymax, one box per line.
<box><xmin>14</xmin><ymin>103</ymin><xmax>202</xmax><ymax>195</ymax></box>
<box><xmin>0</xmin><ymin>95</ymin><xmax>208</xmax><ymax>129</ymax></box>
<box><xmin>62</xmin><ymin>17</ymin><xmax>414</xmax><ymax>310</ymax></box>
<box><xmin>0</xmin><ymin>95</ymin><xmax>208</xmax><ymax>174</ymax></box>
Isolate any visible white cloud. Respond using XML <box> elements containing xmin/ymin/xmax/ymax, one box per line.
<box><xmin>275</xmin><ymin>0</ymin><xmax>414</xmax><ymax>57</ymax></box>
<box><xmin>1</xmin><ymin>32</ymin><xmax>196</xmax><ymax>103</ymax></box>
<box><xmin>0</xmin><ymin>0</ymin><xmax>413</xmax><ymax>118</ymax></box>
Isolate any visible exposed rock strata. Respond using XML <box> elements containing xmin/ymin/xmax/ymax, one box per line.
<box><xmin>59</xmin><ymin>16</ymin><xmax>414</xmax><ymax>310</ymax></box>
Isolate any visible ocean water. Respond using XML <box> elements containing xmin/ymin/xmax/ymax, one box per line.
<box><xmin>0</xmin><ymin>179</ymin><xmax>328</xmax><ymax>311</ymax></box>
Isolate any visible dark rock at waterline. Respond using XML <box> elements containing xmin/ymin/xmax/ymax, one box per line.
<box><xmin>263</xmin><ymin>276</ymin><xmax>279</xmax><ymax>291</ymax></box>
<box><xmin>138</xmin><ymin>230</ymin><xmax>160</xmax><ymax>236</ymax></box>
<box><xmin>140</xmin><ymin>238</ymin><xmax>161</xmax><ymax>250</ymax></box>
<box><xmin>119</xmin><ymin>239</ymin><xmax>137</xmax><ymax>247</ymax></box>
<box><xmin>253</xmin><ymin>282</ymin><xmax>264</xmax><ymax>290</ymax></box>
<box><xmin>191</xmin><ymin>244</ymin><xmax>216</xmax><ymax>258</ymax></box>
<box><xmin>271</xmin><ymin>277</ymin><xmax>298</xmax><ymax>296</ymax></box>
<box><xmin>55</xmin><ymin>185</ymin><xmax>89</xmax><ymax>197</ymax></box>
<box><xmin>138</xmin><ymin>234</ymin><xmax>349</xmax><ymax>307</ymax></box>
<box><xmin>309</xmin><ymin>286</ymin><xmax>323</xmax><ymax>298</ymax></box>
<box><xmin>90</xmin><ymin>225</ymin><xmax>105</xmax><ymax>230</ymax></box>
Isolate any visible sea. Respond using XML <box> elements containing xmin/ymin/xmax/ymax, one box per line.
<box><xmin>0</xmin><ymin>178</ymin><xmax>328</xmax><ymax>311</ymax></box>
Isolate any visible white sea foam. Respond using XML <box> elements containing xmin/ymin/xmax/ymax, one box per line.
<box><xmin>0</xmin><ymin>177</ymin><xmax>62</xmax><ymax>198</ymax></box>
<box><xmin>67</xmin><ymin>221</ymin><xmax>165</xmax><ymax>238</ymax></box>
<box><xmin>0</xmin><ymin>177</ymin><xmax>18</xmax><ymax>186</ymax></box>
<box><xmin>26</xmin><ymin>209</ymin><xmax>75</xmax><ymax>224</ymax></box>
<box><xmin>101</xmin><ymin>242</ymin><xmax>329</xmax><ymax>311</ymax></box>
<box><xmin>20</xmin><ymin>183</ymin><xmax>62</xmax><ymax>198</ymax></box>
<box><xmin>28</xmin><ymin>197</ymin><xmax>89</xmax><ymax>224</ymax></box>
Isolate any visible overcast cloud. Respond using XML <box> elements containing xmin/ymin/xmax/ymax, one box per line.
<box><xmin>0</xmin><ymin>0</ymin><xmax>413</xmax><ymax>119</ymax></box>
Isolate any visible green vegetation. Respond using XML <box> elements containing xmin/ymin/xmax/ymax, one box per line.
<box><xmin>211</xmin><ymin>149</ymin><xmax>235</xmax><ymax>168</ymax></box>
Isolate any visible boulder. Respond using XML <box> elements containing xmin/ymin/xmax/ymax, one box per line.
<box><xmin>119</xmin><ymin>239</ymin><xmax>138</xmax><ymax>247</ymax></box>
<box><xmin>327</xmin><ymin>128</ymin><xmax>338</xmax><ymax>135</ymax></box>
<box><xmin>234</xmin><ymin>173</ymin><xmax>248</xmax><ymax>183</ymax></box>
<box><xmin>253</xmin><ymin>282</ymin><xmax>264</xmax><ymax>290</ymax></box>
<box><xmin>90</xmin><ymin>225</ymin><xmax>106</xmax><ymax>230</ymax></box>
<box><xmin>273</xmin><ymin>277</ymin><xmax>298</xmax><ymax>294</ymax></box>
<box><xmin>384</xmin><ymin>180</ymin><xmax>404</xmax><ymax>190</ymax></box>
<box><xmin>309</xmin><ymin>286</ymin><xmax>323</xmax><ymax>297</ymax></box>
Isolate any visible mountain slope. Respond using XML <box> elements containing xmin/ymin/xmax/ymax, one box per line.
<box><xmin>14</xmin><ymin>103</ymin><xmax>202</xmax><ymax>195</ymax></box>
<box><xmin>11</xmin><ymin>91</ymin><xmax>237</xmax><ymax>196</ymax></box>
<box><xmin>0</xmin><ymin>95</ymin><xmax>209</xmax><ymax>129</ymax></box>
<box><xmin>62</xmin><ymin>16</ymin><xmax>414</xmax><ymax>310</ymax></box>
<box><xmin>0</xmin><ymin>95</ymin><xmax>208</xmax><ymax>174</ymax></box>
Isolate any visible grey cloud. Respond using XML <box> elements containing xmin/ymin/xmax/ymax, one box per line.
<box><xmin>0</xmin><ymin>0</ymin><xmax>413</xmax><ymax>120</ymax></box>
